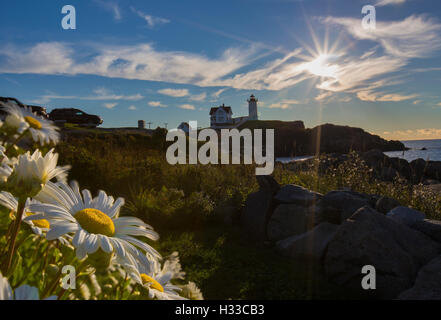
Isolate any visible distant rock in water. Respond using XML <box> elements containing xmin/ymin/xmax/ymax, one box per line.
<box><xmin>240</xmin><ymin>121</ymin><xmax>405</xmax><ymax>157</ymax></box>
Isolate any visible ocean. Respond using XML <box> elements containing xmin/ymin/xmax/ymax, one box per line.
<box><xmin>276</xmin><ymin>139</ymin><xmax>441</xmax><ymax>163</ymax></box>
<box><xmin>384</xmin><ymin>139</ymin><xmax>441</xmax><ymax>162</ymax></box>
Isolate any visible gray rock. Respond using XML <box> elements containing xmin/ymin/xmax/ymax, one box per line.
<box><xmin>375</xmin><ymin>196</ymin><xmax>400</xmax><ymax>214</ymax></box>
<box><xmin>241</xmin><ymin>190</ymin><xmax>275</xmax><ymax>241</ymax></box>
<box><xmin>277</xmin><ymin>222</ymin><xmax>339</xmax><ymax>262</ymax></box>
<box><xmin>387</xmin><ymin>206</ymin><xmax>425</xmax><ymax>227</ymax></box>
<box><xmin>322</xmin><ymin>190</ymin><xmax>371</xmax><ymax>222</ymax></box>
<box><xmin>267</xmin><ymin>204</ymin><xmax>309</xmax><ymax>241</ymax></box>
<box><xmin>274</xmin><ymin>184</ymin><xmax>322</xmax><ymax>207</ymax></box>
<box><xmin>325</xmin><ymin>206</ymin><xmax>440</xmax><ymax>299</ymax></box>
<box><xmin>412</xmin><ymin>219</ymin><xmax>441</xmax><ymax>243</ymax></box>
<box><xmin>398</xmin><ymin>255</ymin><xmax>441</xmax><ymax>300</ymax></box>
<box><xmin>309</xmin><ymin>200</ymin><xmax>341</xmax><ymax>226</ymax></box>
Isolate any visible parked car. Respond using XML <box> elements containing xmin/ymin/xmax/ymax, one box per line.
<box><xmin>49</xmin><ymin>108</ymin><xmax>103</xmax><ymax>127</ymax></box>
<box><xmin>0</xmin><ymin>97</ymin><xmax>48</xmax><ymax>119</ymax></box>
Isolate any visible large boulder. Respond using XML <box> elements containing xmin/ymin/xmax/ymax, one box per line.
<box><xmin>267</xmin><ymin>204</ymin><xmax>309</xmax><ymax>241</ymax></box>
<box><xmin>410</xmin><ymin>158</ymin><xmax>427</xmax><ymax>183</ymax></box>
<box><xmin>309</xmin><ymin>200</ymin><xmax>341</xmax><ymax>226</ymax></box>
<box><xmin>386</xmin><ymin>206</ymin><xmax>425</xmax><ymax>227</ymax></box>
<box><xmin>412</xmin><ymin>219</ymin><xmax>441</xmax><ymax>243</ymax></box>
<box><xmin>398</xmin><ymin>255</ymin><xmax>441</xmax><ymax>300</ymax></box>
<box><xmin>322</xmin><ymin>190</ymin><xmax>371</xmax><ymax>222</ymax></box>
<box><xmin>375</xmin><ymin>196</ymin><xmax>400</xmax><ymax>214</ymax></box>
<box><xmin>274</xmin><ymin>184</ymin><xmax>322</xmax><ymax>206</ymax></box>
<box><xmin>240</xmin><ymin>190</ymin><xmax>274</xmax><ymax>240</ymax></box>
<box><xmin>240</xmin><ymin>175</ymin><xmax>280</xmax><ymax>241</ymax></box>
<box><xmin>426</xmin><ymin>161</ymin><xmax>441</xmax><ymax>181</ymax></box>
<box><xmin>324</xmin><ymin>206</ymin><xmax>440</xmax><ymax>299</ymax></box>
<box><xmin>277</xmin><ymin>222</ymin><xmax>339</xmax><ymax>262</ymax></box>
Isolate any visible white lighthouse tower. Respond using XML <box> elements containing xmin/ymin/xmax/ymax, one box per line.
<box><xmin>247</xmin><ymin>94</ymin><xmax>258</xmax><ymax>120</ymax></box>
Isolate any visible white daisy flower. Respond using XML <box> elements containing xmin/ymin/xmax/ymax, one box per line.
<box><xmin>127</xmin><ymin>252</ymin><xmax>187</xmax><ymax>300</ymax></box>
<box><xmin>0</xmin><ymin>144</ymin><xmax>13</xmax><ymax>183</ymax></box>
<box><xmin>11</xmin><ymin>149</ymin><xmax>70</xmax><ymax>187</ymax></box>
<box><xmin>0</xmin><ymin>191</ymin><xmax>72</xmax><ymax>246</ymax></box>
<box><xmin>1</xmin><ymin>102</ymin><xmax>59</xmax><ymax>145</ymax></box>
<box><xmin>27</xmin><ymin>181</ymin><xmax>161</xmax><ymax>269</ymax></box>
<box><xmin>179</xmin><ymin>281</ymin><xmax>204</xmax><ymax>300</ymax></box>
<box><xmin>0</xmin><ymin>272</ymin><xmax>56</xmax><ymax>300</ymax></box>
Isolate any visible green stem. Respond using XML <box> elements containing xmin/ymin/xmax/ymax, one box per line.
<box><xmin>2</xmin><ymin>198</ymin><xmax>26</xmax><ymax>275</ymax></box>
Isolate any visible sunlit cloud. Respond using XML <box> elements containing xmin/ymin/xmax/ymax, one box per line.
<box><xmin>356</xmin><ymin>90</ymin><xmax>418</xmax><ymax>102</ymax></box>
<box><xmin>323</xmin><ymin>15</ymin><xmax>441</xmax><ymax>58</ymax></box>
<box><xmin>148</xmin><ymin>101</ymin><xmax>167</xmax><ymax>108</ymax></box>
<box><xmin>103</xmin><ymin>102</ymin><xmax>118</xmax><ymax>109</ymax></box>
<box><xmin>382</xmin><ymin>128</ymin><xmax>441</xmax><ymax>140</ymax></box>
<box><xmin>158</xmin><ymin>88</ymin><xmax>189</xmax><ymax>97</ymax></box>
<box><xmin>179</xmin><ymin>104</ymin><xmax>195</xmax><ymax>110</ymax></box>
<box><xmin>375</xmin><ymin>0</ymin><xmax>406</xmax><ymax>6</ymax></box>
<box><xmin>212</xmin><ymin>88</ymin><xmax>227</xmax><ymax>99</ymax></box>
<box><xmin>267</xmin><ymin>99</ymin><xmax>302</xmax><ymax>109</ymax></box>
<box><xmin>189</xmin><ymin>92</ymin><xmax>207</xmax><ymax>101</ymax></box>
<box><xmin>128</xmin><ymin>105</ymin><xmax>137</xmax><ymax>110</ymax></box>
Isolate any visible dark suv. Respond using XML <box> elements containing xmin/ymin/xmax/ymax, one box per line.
<box><xmin>49</xmin><ymin>108</ymin><xmax>103</xmax><ymax>127</ymax></box>
<box><xmin>0</xmin><ymin>97</ymin><xmax>48</xmax><ymax>119</ymax></box>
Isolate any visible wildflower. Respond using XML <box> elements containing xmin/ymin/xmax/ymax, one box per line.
<box><xmin>179</xmin><ymin>282</ymin><xmax>204</xmax><ymax>300</ymax></box>
<box><xmin>0</xmin><ymin>191</ymin><xmax>71</xmax><ymax>246</ymax></box>
<box><xmin>126</xmin><ymin>252</ymin><xmax>187</xmax><ymax>300</ymax></box>
<box><xmin>7</xmin><ymin>149</ymin><xmax>69</xmax><ymax>197</ymax></box>
<box><xmin>27</xmin><ymin>181</ymin><xmax>160</xmax><ymax>269</ymax></box>
<box><xmin>1</xmin><ymin>102</ymin><xmax>59</xmax><ymax>145</ymax></box>
<box><xmin>0</xmin><ymin>272</ymin><xmax>56</xmax><ymax>300</ymax></box>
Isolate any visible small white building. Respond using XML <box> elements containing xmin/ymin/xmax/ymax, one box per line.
<box><xmin>209</xmin><ymin>95</ymin><xmax>258</xmax><ymax>129</ymax></box>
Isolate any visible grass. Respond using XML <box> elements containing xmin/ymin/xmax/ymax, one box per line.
<box><xmin>54</xmin><ymin>129</ymin><xmax>440</xmax><ymax>299</ymax></box>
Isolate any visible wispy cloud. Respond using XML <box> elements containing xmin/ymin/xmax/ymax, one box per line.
<box><xmin>158</xmin><ymin>88</ymin><xmax>189</xmax><ymax>97</ymax></box>
<box><xmin>35</xmin><ymin>87</ymin><xmax>144</xmax><ymax>104</ymax></box>
<box><xmin>148</xmin><ymin>101</ymin><xmax>167</xmax><ymax>108</ymax></box>
<box><xmin>179</xmin><ymin>104</ymin><xmax>195</xmax><ymax>110</ymax></box>
<box><xmin>2</xmin><ymin>13</ymin><xmax>440</xmax><ymax>100</ymax></box>
<box><xmin>382</xmin><ymin>128</ymin><xmax>441</xmax><ymax>140</ymax></box>
<box><xmin>375</xmin><ymin>0</ymin><xmax>406</xmax><ymax>7</ymax></box>
<box><xmin>128</xmin><ymin>105</ymin><xmax>137</xmax><ymax>110</ymax></box>
<box><xmin>130</xmin><ymin>7</ymin><xmax>169</xmax><ymax>28</ymax></box>
<box><xmin>356</xmin><ymin>90</ymin><xmax>418</xmax><ymax>102</ymax></box>
<box><xmin>103</xmin><ymin>102</ymin><xmax>118</xmax><ymax>109</ymax></box>
<box><xmin>212</xmin><ymin>88</ymin><xmax>227</xmax><ymax>99</ymax></box>
<box><xmin>189</xmin><ymin>92</ymin><xmax>207</xmax><ymax>101</ymax></box>
<box><xmin>95</xmin><ymin>0</ymin><xmax>122</xmax><ymax>21</ymax></box>
<box><xmin>267</xmin><ymin>99</ymin><xmax>302</xmax><ymax>109</ymax></box>
<box><xmin>323</xmin><ymin>15</ymin><xmax>441</xmax><ymax>59</ymax></box>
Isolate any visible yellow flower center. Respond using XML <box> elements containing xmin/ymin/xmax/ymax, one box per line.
<box><xmin>26</xmin><ymin>212</ymin><xmax>50</xmax><ymax>229</ymax></box>
<box><xmin>74</xmin><ymin>208</ymin><xmax>115</xmax><ymax>237</ymax></box>
<box><xmin>140</xmin><ymin>274</ymin><xmax>164</xmax><ymax>292</ymax></box>
<box><xmin>24</xmin><ymin>116</ymin><xmax>42</xmax><ymax>130</ymax></box>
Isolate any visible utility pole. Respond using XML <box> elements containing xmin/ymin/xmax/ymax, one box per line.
<box><xmin>147</xmin><ymin>122</ymin><xmax>152</xmax><ymax>129</ymax></box>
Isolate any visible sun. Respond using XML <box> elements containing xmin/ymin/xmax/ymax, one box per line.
<box><xmin>302</xmin><ymin>54</ymin><xmax>339</xmax><ymax>79</ymax></box>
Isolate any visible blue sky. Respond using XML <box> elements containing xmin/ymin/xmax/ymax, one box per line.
<box><xmin>1</xmin><ymin>0</ymin><xmax>441</xmax><ymax>139</ymax></box>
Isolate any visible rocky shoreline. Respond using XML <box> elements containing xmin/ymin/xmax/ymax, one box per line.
<box><xmin>281</xmin><ymin>149</ymin><xmax>441</xmax><ymax>185</ymax></box>
<box><xmin>240</xmin><ymin>176</ymin><xmax>441</xmax><ymax>299</ymax></box>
